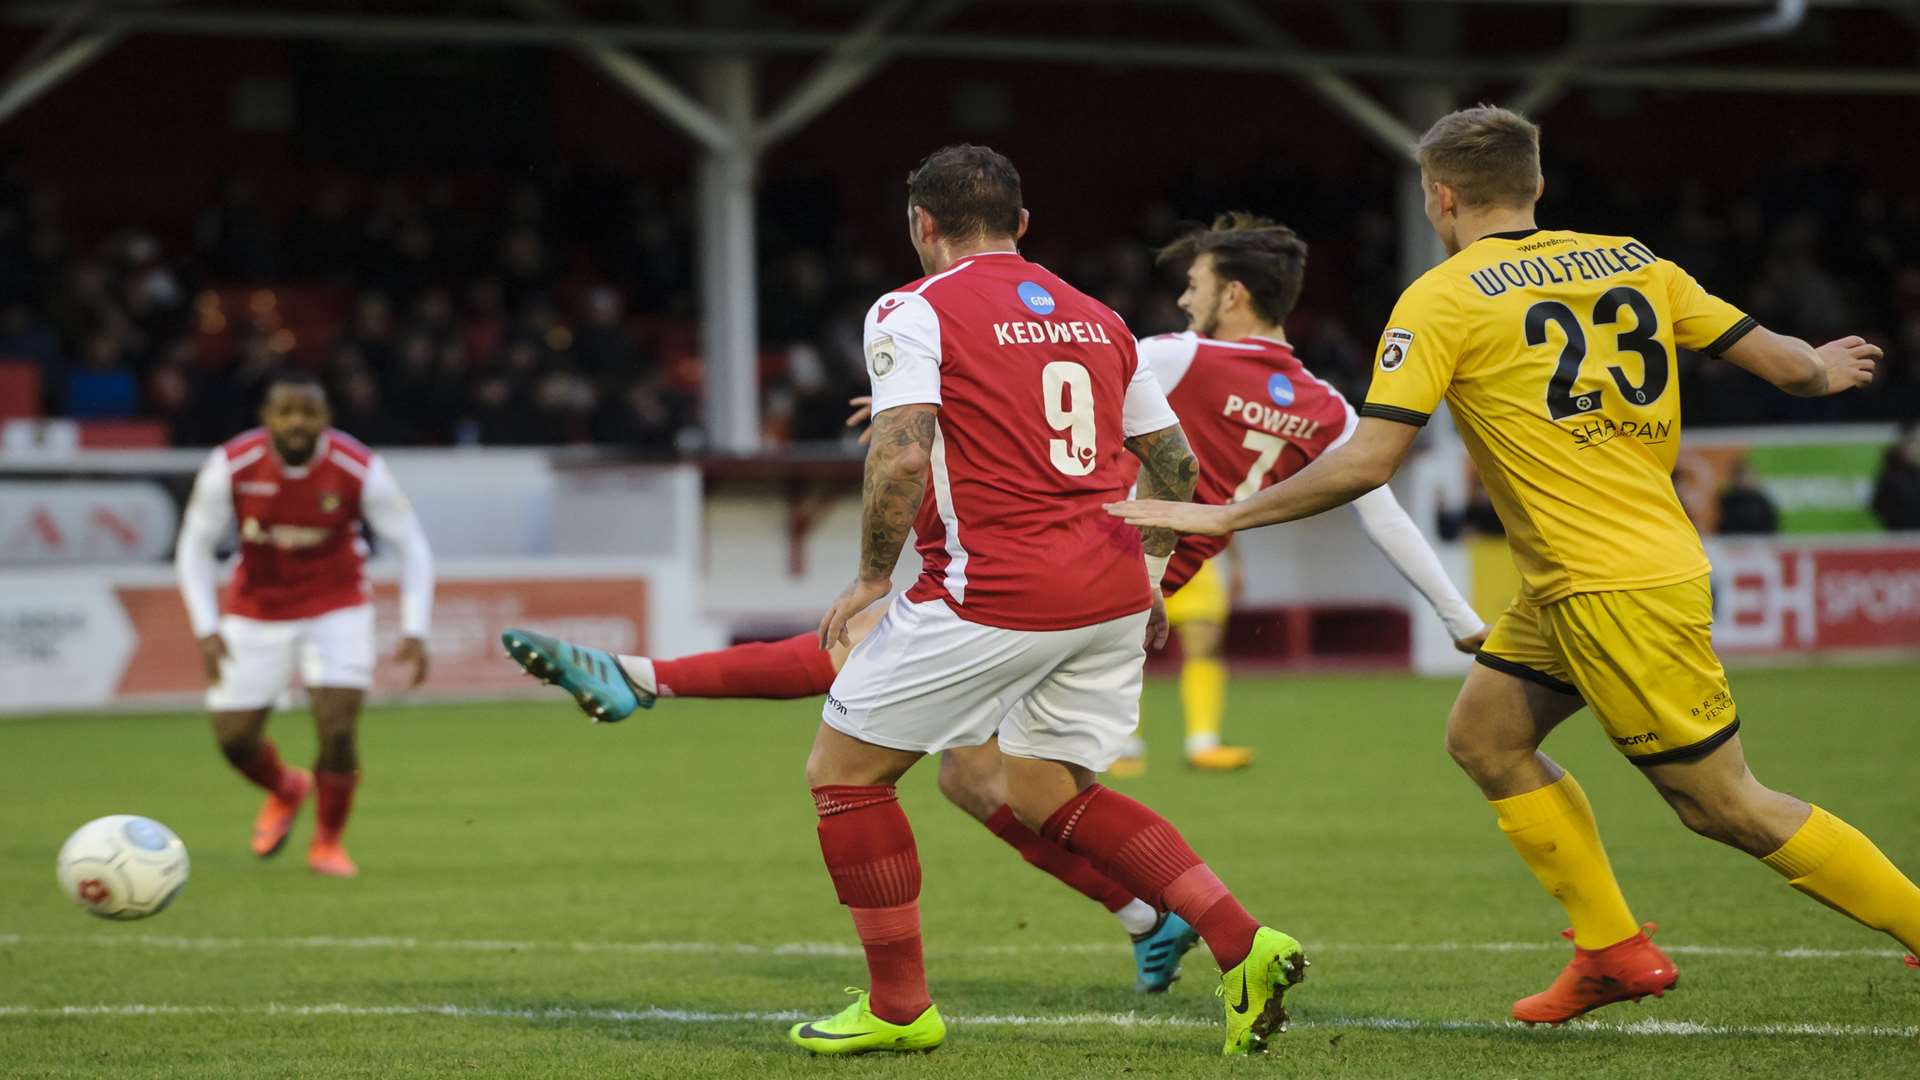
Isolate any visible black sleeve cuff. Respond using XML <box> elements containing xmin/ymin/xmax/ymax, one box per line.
<box><xmin>1359</xmin><ymin>403</ymin><xmax>1431</xmax><ymax>428</ymax></box>
<box><xmin>1701</xmin><ymin>315</ymin><xmax>1758</xmax><ymax>358</ymax></box>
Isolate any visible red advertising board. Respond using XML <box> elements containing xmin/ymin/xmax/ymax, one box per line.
<box><xmin>113</xmin><ymin>576</ymin><xmax>649</xmax><ymax>700</ymax></box>
<box><xmin>1713</xmin><ymin>541</ymin><xmax>1920</xmax><ymax>654</ymax></box>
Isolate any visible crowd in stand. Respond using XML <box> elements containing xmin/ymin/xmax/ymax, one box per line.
<box><xmin>2</xmin><ymin>158</ymin><xmax>1917</xmax><ymax>455</ymax></box>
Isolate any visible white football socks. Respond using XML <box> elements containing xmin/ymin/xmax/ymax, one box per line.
<box><xmin>1116</xmin><ymin>898</ymin><xmax>1158</xmax><ymax>937</ymax></box>
<box><xmin>615</xmin><ymin>655</ymin><xmax>659</xmax><ymax>696</ymax></box>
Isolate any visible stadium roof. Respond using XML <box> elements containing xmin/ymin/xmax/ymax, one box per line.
<box><xmin>5</xmin><ymin>0</ymin><xmax>1913</xmax><ymax>453</ymax></box>
<box><xmin>7</xmin><ymin>1</ymin><xmax>1917</xmax><ymax>149</ymax></box>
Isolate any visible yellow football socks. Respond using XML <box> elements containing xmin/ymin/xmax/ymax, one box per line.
<box><xmin>1180</xmin><ymin>658</ymin><xmax>1227</xmax><ymax>755</ymax></box>
<box><xmin>1761</xmin><ymin>805</ymin><xmax>1920</xmax><ymax>954</ymax></box>
<box><xmin>1491</xmin><ymin>772</ymin><xmax>1642</xmax><ymax>950</ymax></box>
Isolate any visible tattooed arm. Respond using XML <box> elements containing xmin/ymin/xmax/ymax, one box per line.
<box><xmin>857</xmin><ymin>404</ymin><xmax>937</xmax><ymax>581</ymax></box>
<box><xmin>1122</xmin><ymin>422</ymin><xmax>1198</xmax><ymax>558</ymax></box>
<box><xmin>819</xmin><ymin>403</ymin><xmax>937</xmax><ymax>648</ymax></box>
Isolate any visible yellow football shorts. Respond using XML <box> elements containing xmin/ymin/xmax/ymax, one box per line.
<box><xmin>1164</xmin><ymin>557</ymin><xmax>1229</xmax><ymax>626</ymax></box>
<box><xmin>1477</xmin><ymin>574</ymin><xmax>1738</xmax><ymax>765</ymax></box>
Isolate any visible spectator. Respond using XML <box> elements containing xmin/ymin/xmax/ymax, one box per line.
<box><xmin>287</xmin><ymin>185</ymin><xmax>361</xmax><ymax>278</ymax></box>
<box><xmin>531</xmin><ymin>364</ymin><xmax>597</xmax><ymax>443</ymax></box>
<box><xmin>195</xmin><ymin>177</ymin><xmax>281</xmax><ymax>279</ymax></box>
<box><xmin>145</xmin><ymin>340</ymin><xmax>222</xmax><ymax>446</ymax></box>
<box><xmin>574</xmin><ymin>285</ymin><xmax>640</xmax><ymax>377</ymax></box>
<box><xmin>333</xmin><ymin>368</ymin><xmax>408</xmax><ymax>446</ymax></box>
<box><xmin>1872</xmin><ymin>423</ymin><xmax>1920</xmax><ymax>531</ymax></box>
<box><xmin>382</xmin><ymin>332</ymin><xmax>443</xmax><ymax>444</ymax></box>
<box><xmin>497</xmin><ymin>226</ymin><xmax>550</xmax><ymax>307</ymax></box>
<box><xmin>460</xmin><ymin>277</ymin><xmax>508</xmax><ymax>367</ymax></box>
<box><xmin>347</xmin><ymin>290</ymin><xmax>396</xmax><ymax>372</ymax></box>
<box><xmin>64</xmin><ymin>332</ymin><xmax>138</xmax><ymax>418</ymax></box>
<box><xmin>460</xmin><ymin>373</ymin><xmax>540</xmax><ymax>445</ymax></box>
<box><xmin>0</xmin><ymin>302</ymin><xmax>64</xmax><ymax>410</ymax></box>
<box><xmin>590</xmin><ymin>378</ymin><xmax>678</xmax><ymax>451</ymax></box>
<box><xmin>15</xmin><ymin>157</ymin><xmax>1920</xmax><ymax>447</ymax></box>
<box><xmin>1717</xmin><ymin>460</ymin><xmax>1781</xmax><ymax>535</ymax></box>
<box><xmin>363</xmin><ymin>217</ymin><xmax>437</xmax><ymax>305</ymax></box>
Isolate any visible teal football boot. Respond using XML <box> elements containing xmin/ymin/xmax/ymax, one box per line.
<box><xmin>1133</xmin><ymin>911</ymin><xmax>1201</xmax><ymax>993</ymax></box>
<box><xmin>500</xmin><ymin>628</ymin><xmax>651</xmax><ymax>722</ymax></box>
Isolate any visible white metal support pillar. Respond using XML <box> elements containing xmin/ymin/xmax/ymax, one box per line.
<box><xmin>1394</xmin><ymin>80</ymin><xmax>1451</xmax><ymax>287</ymax></box>
<box><xmin>0</xmin><ymin>26</ymin><xmax>120</xmax><ymax>127</ymax></box>
<box><xmin>1394</xmin><ymin>4</ymin><xmax>1459</xmax><ymax>287</ymax></box>
<box><xmin>510</xmin><ymin>0</ymin><xmax>939</xmax><ymax>454</ymax></box>
<box><xmin>695</xmin><ymin>57</ymin><xmax>761</xmax><ymax>455</ymax></box>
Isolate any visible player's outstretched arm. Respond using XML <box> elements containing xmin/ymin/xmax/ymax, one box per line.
<box><xmin>819</xmin><ymin>403</ymin><xmax>936</xmax><ymax>649</ymax></box>
<box><xmin>1349</xmin><ymin>486</ymin><xmax>1487</xmax><ymax>653</ymax></box>
<box><xmin>1122</xmin><ymin>423</ymin><xmax>1198</xmax><ymax>559</ymax></box>
<box><xmin>1721</xmin><ymin>328</ymin><xmax>1880</xmax><ymax>397</ymax></box>
<box><xmin>1110</xmin><ymin>417</ymin><xmax>1420</xmax><ymax>536</ymax></box>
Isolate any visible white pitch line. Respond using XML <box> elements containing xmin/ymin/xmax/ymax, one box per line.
<box><xmin>0</xmin><ymin>1002</ymin><xmax>1912</xmax><ymax>1040</ymax></box>
<box><xmin>0</xmin><ymin>932</ymin><xmax>1903</xmax><ymax>962</ymax></box>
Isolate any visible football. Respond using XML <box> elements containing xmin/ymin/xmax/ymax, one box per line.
<box><xmin>56</xmin><ymin>815</ymin><xmax>190</xmax><ymax>920</ymax></box>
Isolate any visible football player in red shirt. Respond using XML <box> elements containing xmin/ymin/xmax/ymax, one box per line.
<box><xmin>176</xmin><ymin>370</ymin><xmax>434</xmax><ymax>878</ymax></box>
<box><xmin>1116</xmin><ymin>214</ymin><xmax>1487</xmax><ymax>775</ymax></box>
<box><xmin>503</xmin><ymin>213</ymin><xmax>1486</xmax><ymax>1002</ymax></box>
<box><xmin>511</xmin><ymin>148</ymin><xmax>1305</xmax><ymax>1056</ymax></box>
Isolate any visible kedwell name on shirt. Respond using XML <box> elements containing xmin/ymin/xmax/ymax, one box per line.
<box><xmin>992</xmin><ymin>320</ymin><xmax>1114</xmax><ymax>347</ymax></box>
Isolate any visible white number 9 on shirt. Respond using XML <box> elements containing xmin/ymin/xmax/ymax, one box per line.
<box><xmin>1042</xmin><ymin>361</ymin><xmax>1097</xmax><ymax>476</ymax></box>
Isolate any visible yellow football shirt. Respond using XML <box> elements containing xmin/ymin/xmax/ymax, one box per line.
<box><xmin>1362</xmin><ymin>229</ymin><xmax>1756</xmax><ymax>604</ymax></box>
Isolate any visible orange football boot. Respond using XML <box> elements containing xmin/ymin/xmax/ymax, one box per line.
<box><xmin>1186</xmin><ymin>745</ymin><xmax>1254</xmax><ymax>771</ymax></box>
<box><xmin>1513</xmin><ymin>923</ymin><xmax>1678</xmax><ymax>1026</ymax></box>
<box><xmin>1904</xmin><ymin>954</ymin><xmax>1917</xmax><ymax>969</ymax></box>
<box><xmin>251</xmin><ymin>767</ymin><xmax>313</xmax><ymax>857</ymax></box>
<box><xmin>307</xmin><ymin>838</ymin><xmax>358</xmax><ymax>878</ymax></box>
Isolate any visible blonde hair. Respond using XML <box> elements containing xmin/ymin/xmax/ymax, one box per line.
<box><xmin>1415</xmin><ymin>105</ymin><xmax>1542</xmax><ymax>209</ymax></box>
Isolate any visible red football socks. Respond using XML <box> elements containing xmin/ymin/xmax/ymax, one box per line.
<box><xmin>848</xmin><ymin>901</ymin><xmax>925</xmax><ymax>1023</ymax></box>
<box><xmin>1042</xmin><ymin>784</ymin><xmax>1261</xmax><ymax>970</ymax></box>
<box><xmin>314</xmin><ymin>770</ymin><xmax>359</xmax><ymax>842</ymax></box>
<box><xmin>652</xmin><ymin>634</ymin><xmax>838</xmax><ymax>699</ymax></box>
<box><xmin>231</xmin><ymin>739</ymin><xmax>292</xmax><ymax>797</ymax></box>
<box><xmin>813</xmin><ymin>784</ymin><xmax>930</xmax><ymax>1025</ymax></box>
<box><xmin>984</xmin><ymin>804</ymin><xmax>1137</xmax><ymax>913</ymax></box>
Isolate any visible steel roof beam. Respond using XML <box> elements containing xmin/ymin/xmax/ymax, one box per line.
<box><xmin>3</xmin><ymin>7</ymin><xmax>1913</xmax><ymax>95</ymax></box>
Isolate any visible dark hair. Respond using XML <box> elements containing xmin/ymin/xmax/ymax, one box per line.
<box><xmin>261</xmin><ymin>367</ymin><xmax>326</xmax><ymax>405</ymax></box>
<box><xmin>905</xmin><ymin>144</ymin><xmax>1022</xmax><ymax>241</ymax></box>
<box><xmin>1155</xmin><ymin>212</ymin><xmax>1309</xmax><ymax>325</ymax></box>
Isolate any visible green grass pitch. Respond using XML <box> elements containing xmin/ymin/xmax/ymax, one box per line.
<box><xmin>3</xmin><ymin>666</ymin><xmax>1917</xmax><ymax>1078</ymax></box>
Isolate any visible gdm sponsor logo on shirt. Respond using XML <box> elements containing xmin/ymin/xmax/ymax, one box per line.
<box><xmin>1267</xmin><ymin>373</ymin><xmax>1296</xmax><ymax>407</ymax></box>
<box><xmin>1016</xmin><ymin>281</ymin><xmax>1056</xmax><ymax>317</ymax></box>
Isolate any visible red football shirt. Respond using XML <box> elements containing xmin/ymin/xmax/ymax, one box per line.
<box><xmin>861</xmin><ymin>251</ymin><xmax>1179</xmax><ymax>631</ymax></box>
<box><xmin>1135</xmin><ymin>333</ymin><xmax>1356</xmax><ymax>594</ymax></box>
<box><xmin>221</xmin><ymin>428</ymin><xmax>374</xmax><ymax>621</ymax></box>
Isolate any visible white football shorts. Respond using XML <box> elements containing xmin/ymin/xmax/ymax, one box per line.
<box><xmin>823</xmin><ymin>595</ymin><xmax>1149</xmax><ymax>772</ymax></box>
<box><xmin>208</xmin><ymin>603</ymin><xmax>376</xmax><ymax>711</ymax></box>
